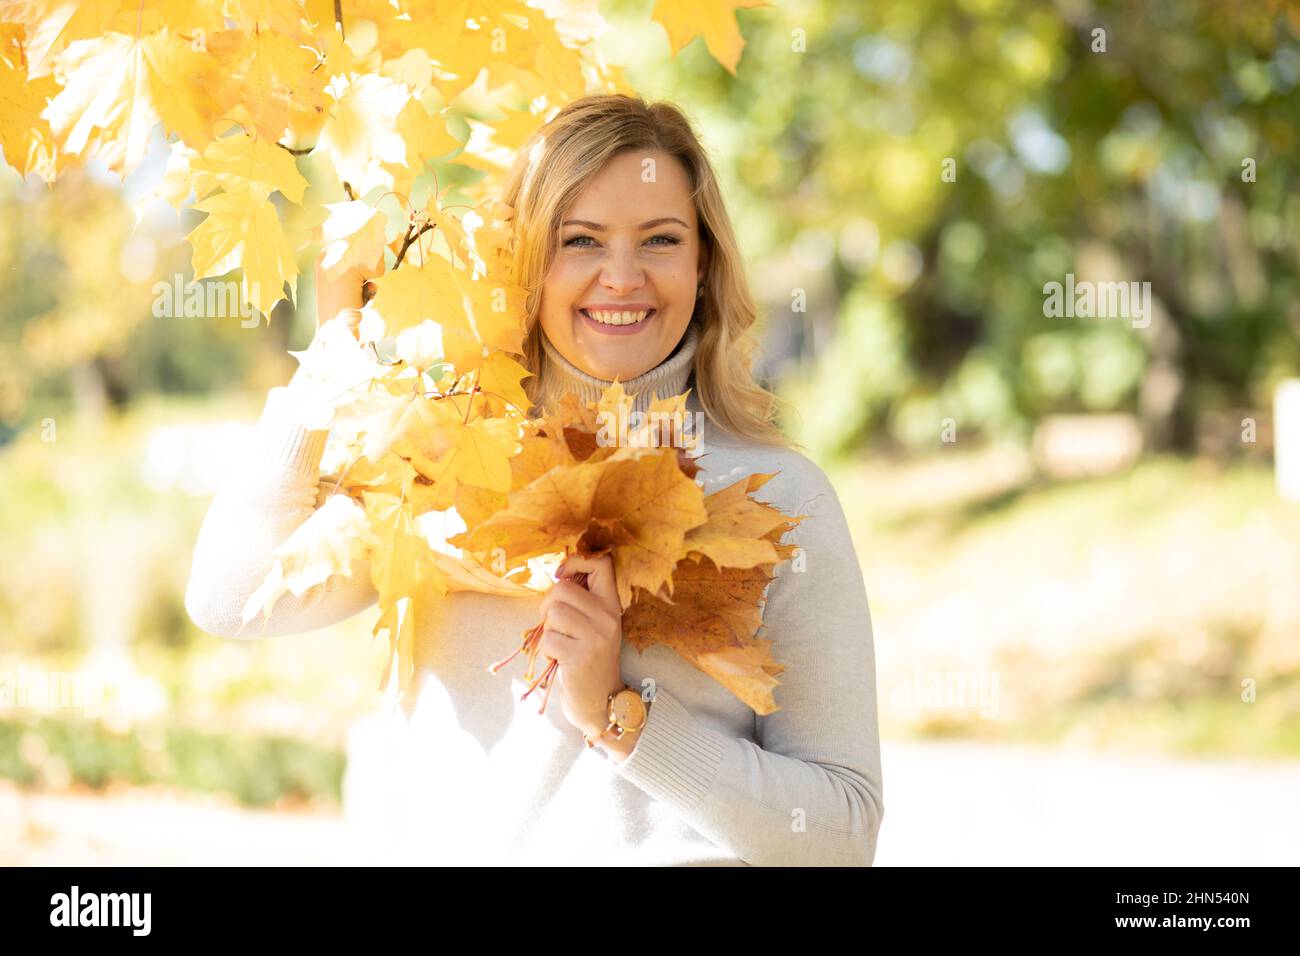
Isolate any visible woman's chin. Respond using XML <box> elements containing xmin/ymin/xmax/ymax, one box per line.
<box><xmin>583</xmin><ymin>358</ymin><xmax>651</xmax><ymax>381</ymax></box>
<box><xmin>570</xmin><ymin>336</ymin><xmax>655</xmax><ymax>380</ymax></box>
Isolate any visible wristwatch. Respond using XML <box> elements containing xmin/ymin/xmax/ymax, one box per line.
<box><xmin>583</xmin><ymin>685</ymin><xmax>648</xmax><ymax>748</ymax></box>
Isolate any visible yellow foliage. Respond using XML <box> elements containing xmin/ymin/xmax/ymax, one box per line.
<box><xmin>7</xmin><ymin>0</ymin><xmax>782</xmax><ymax>710</ymax></box>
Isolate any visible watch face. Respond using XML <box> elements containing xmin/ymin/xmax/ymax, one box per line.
<box><xmin>612</xmin><ymin>689</ymin><xmax>645</xmax><ymax>726</ymax></box>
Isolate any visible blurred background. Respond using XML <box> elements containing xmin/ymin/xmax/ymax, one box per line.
<box><xmin>3</xmin><ymin>0</ymin><xmax>1300</xmax><ymax>864</ymax></box>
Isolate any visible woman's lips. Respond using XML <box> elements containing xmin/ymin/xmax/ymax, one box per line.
<box><xmin>576</xmin><ymin>307</ymin><xmax>655</xmax><ymax>335</ymax></box>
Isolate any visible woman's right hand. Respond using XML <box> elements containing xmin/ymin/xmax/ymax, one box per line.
<box><xmin>314</xmin><ymin>247</ymin><xmax>382</xmax><ymax>341</ymax></box>
<box><xmin>290</xmin><ymin>250</ymin><xmax>383</xmax><ymax>390</ymax></box>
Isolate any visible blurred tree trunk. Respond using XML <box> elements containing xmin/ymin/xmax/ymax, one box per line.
<box><xmin>71</xmin><ymin>356</ymin><xmax>131</xmax><ymax>427</ymax></box>
<box><xmin>1139</xmin><ymin>201</ymin><xmax>1198</xmax><ymax>453</ymax></box>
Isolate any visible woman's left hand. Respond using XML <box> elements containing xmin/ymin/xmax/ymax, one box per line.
<box><xmin>536</xmin><ymin>552</ymin><xmax>625</xmax><ymax>739</ymax></box>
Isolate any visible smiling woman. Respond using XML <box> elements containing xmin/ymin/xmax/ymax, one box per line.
<box><xmin>537</xmin><ymin>150</ymin><xmax>704</xmax><ymax>383</ymax></box>
<box><xmin>185</xmin><ymin>93</ymin><xmax>884</xmax><ymax>866</ymax></box>
<box><xmin>499</xmin><ymin>96</ymin><xmax>795</xmax><ymax>445</ymax></box>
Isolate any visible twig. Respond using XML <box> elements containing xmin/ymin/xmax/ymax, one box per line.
<box><xmin>393</xmin><ymin>221</ymin><xmax>435</xmax><ymax>269</ymax></box>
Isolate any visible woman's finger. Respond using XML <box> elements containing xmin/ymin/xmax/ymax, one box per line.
<box><xmin>540</xmin><ymin>579</ymin><xmax>603</xmax><ymax>621</ymax></box>
<box><xmin>557</xmin><ymin>553</ymin><xmax>619</xmax><ymax>610</ymax></box>
<box><xmin>315</xmin><ymin>258</ymin><xmax>382</xmax><ymax>329</ymax></box>
<box><xmin>543</xmin><ymin>602</ymin><xmax>599</xmax><ymax>647</ymax></box>
<box><xmin>536</xmin><ymin>625</ymin><xmax>571</xmax><ymax>664</ymax></box>
<box><xmin>537</xmin><ymin>606</ymin><xmax>592</xmax><ymax>662</ymax></box>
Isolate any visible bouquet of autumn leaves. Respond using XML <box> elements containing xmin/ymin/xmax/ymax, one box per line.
<box><xmin>238</xmin><ymin>198</ymin><xmax>805</xmax><ymax>716</ymax></box>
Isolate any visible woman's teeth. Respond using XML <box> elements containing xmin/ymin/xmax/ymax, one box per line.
<box><xmin>583</xmin><ymin>309</ymin><xmax>651</xmax><ymax>326</ymax></box>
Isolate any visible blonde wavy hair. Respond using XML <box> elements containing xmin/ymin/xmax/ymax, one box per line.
<box><xmin>495</xmin><ymin>93</ymin><xmax>798</xmax><ymax>450</ymax></box>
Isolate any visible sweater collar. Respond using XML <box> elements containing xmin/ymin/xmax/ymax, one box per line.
<box><xmin>535</xmin><ymin>321</ymin><xmax>700</xmax><ymax>418</ymax></box>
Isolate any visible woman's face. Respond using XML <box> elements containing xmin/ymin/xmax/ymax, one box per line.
<box><xmin>538</xmin><ymin>149</ymin><xmax>706</xmax><ymax>382</ymax></box>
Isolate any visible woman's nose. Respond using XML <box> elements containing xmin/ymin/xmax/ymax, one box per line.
<box><xmin>599</xmin><ymin>249</ymin><xmax>645</xmax><ymax>291</ymax></box>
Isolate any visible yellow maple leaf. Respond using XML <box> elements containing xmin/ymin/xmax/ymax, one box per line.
<box><xmin>453</xmin><ymin>481</ymin><xmax>509</xmax><ymax>530</ymax></box>
<box><xmin>188</xmin><ymin>183</ymin><xmax>298</xmax><ymax>316</ymax></box>
<box><xmin>370</xmin><ymin>254</ymin><xmax>525</xmax><ymax>373</ymax></box>
<box><xmin>394</xmin><ymin>319</ymin><xmax>445</xmax><ymax>373</ymax></box>
<box><xmin>650</xmin><ymin>0</ymin><xmax>769</xmax><ymax>75</ymax></box>
<box><xmin>326</xmin><ymin>380</ymin><xmax>449</xmax><ymax>471</ymax></box>
<box><xmin>373</xmin><ymin>592</ymin><xmax>418</xmax><ymax>694</ymax></box>
<box><xmin>681</xmin><ymin>472</ymin><xmax>791</xmax><ymax>570</ymax></box>
<box><xmin>316</xmin><ymin>71</ymin><xmax>409</xmax><ymax>195</ymax></box>
<box><xmin>239</xmin><ymin>493</ymin><xmax>380</xmax><ymax>629</ymax></box>
<box><xmin>227</xmin><ymin>0</ymin><xmax>310</xmax><ymax>36</ymax></box>
<box><xmin>207</xmin><ymin>26</ymin><xmax>327</xmax><ymax>144</ymax></box>
<box><xmin>452</xmin><ymin>382</ymin><xmax>805</xmax><ymax>713</ymax></box>
<box><xmin>423</xmin><ymin>547</ymin><xmax>539</xmax><ymax>597</ymax></box>
<box><xmin>370</xmin><ymin>256</ymin><xmax>461</xmax><ymax>335</ymax></box>
<box><xmin>10</xmin><ymin>0</ymin><xmax>127</xmax><ymax>80</ymax></box>
<box><xmin>44</xmin><ymin>29</ymin><xmax>223</xmax><ymax>177</ymax></box>
<box><xmin>622</xmin><ymin>523</ymin><xmax>797</xmax><ymax>715</ymax></box>
<box><xmin>391</xmin><ymin>95</ymin><xmax>461</xmax><ymax>179</ymax></box>
<box><xmin>364</xmin><ymin>488</ymin><xmax>438</xmax><ymax>695</ymax></box>
<box><xmin>319</xmin><ymin>199</ymin><xmax>387</xmax><ymax>280</ymax></box>
<box><xmin>0</xmin><ymin>35</ymin><xmax>67</xmax><ymax>180</ymax></box>
<box><xmin>496</xmin><ymin>0</ymin><xmax>587</xmax><ymax>102</ymax></box>
<box><xmin>474</xmin><ymin>106</ymin><xmax>546</xmax><ymax>152</ymax></box>
<box><xmin>421</xmin><ymin>400</ymin><xmax>520</xmax><ymax>492</ymax></box>
<box><xmin>474</xmin><ymin>349</ymin><xmax>533</xmax><ymax>418</ymax></box>
<box><xmin>188</xmin><ymin>131</ymin><xmax>310</xmax><ymax>202</ymax></box>
<box><xmin>448</xmin><ymin>457</ymin><xmax>608</xmax><ymax>564</ymax></box>
<box><xmin>589</xmin><ymin>448</ymin><xmax>709</xmax><ymax>609</ymax></box>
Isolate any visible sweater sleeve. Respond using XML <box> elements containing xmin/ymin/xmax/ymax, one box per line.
<box><xmin>184</xmin><ymin>383</ymin><xmax>380</xmax><ymax>638</ymax></box>
<box><xmin>608</xmin><ymin>465</ymin><xmax>885</xmax><ymax>866</ymax></box>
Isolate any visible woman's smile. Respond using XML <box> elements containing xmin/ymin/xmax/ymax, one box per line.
<box><xmin>576</xmin><ymin>306</ymin><xmax>657</xmax><ymax>335</ymax></box>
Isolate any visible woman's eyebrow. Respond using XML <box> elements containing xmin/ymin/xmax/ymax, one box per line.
<box><xmin>561</xmin><ymin>217</ymin><xmax>689</xmax><ymax>230</ymax></box>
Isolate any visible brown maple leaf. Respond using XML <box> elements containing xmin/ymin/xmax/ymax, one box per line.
<box><xmin>621</xmin><ymin>520</ymin><xmax>803</xmax><ymax>715</ymax></box>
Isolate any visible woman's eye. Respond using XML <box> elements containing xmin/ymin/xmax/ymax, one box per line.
<box><xmin>563</xmin><ymin>234</ymin><xmax>681</xmax><ymax>247</ymax></box>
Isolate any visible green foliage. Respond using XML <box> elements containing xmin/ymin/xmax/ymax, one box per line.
<box><xmin>0</xmin><ymin>716</ymin><xmax>345</xmax><ymax>807</ymax></box>
<box><xmin>645</xmin><ymin>0</ymin><xmax>1300</xmax><ymax>454</ymax></box>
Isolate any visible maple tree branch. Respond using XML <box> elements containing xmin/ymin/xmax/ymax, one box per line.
<box><xmin>277</xmin><ymin>142</ymin><xmax>313</xmax><ymax>156</ymax></box>
<box><xmin>334</xmin><ymin>0</ymin><xmax>346</xmax><ymax>42</ymax></box>
<box><xmin>393</xmin><ymin>221</ymin><xmax>435</xmax><ymax>269</ymax></box>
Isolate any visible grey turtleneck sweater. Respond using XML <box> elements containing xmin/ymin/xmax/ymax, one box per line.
<box><xmin>185</xmin><ymin>320</ymin><xmax>884</xmax><ymax>866</ymax></box>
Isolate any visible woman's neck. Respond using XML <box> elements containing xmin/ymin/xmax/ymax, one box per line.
<box><xmin>535</xmin><ymin>322</ymin><xmax>700</xmax><ymax>417</ymax></box>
